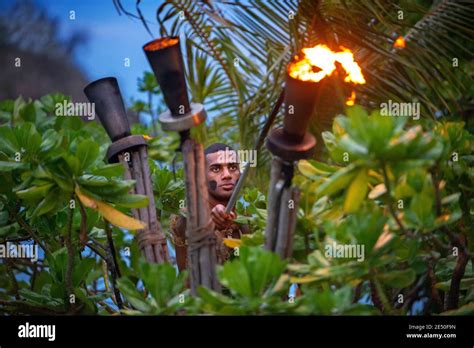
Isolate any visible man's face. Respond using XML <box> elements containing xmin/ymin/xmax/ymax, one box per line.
<box><xmin>206</xmin><ymin>150</ymin><xmax>240</xmax><ymax>201</ymax></box>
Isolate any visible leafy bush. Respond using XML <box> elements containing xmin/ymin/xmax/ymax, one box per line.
<box><xmin>0</xmin><ymin>95</ymin><xmax>472</xmax><ymax>316</ymax></box>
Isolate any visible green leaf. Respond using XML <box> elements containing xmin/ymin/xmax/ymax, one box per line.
<box><xmin>76</xmin><ymin>139</ymin><xmax>99</xmax><ymax>171</ymax></box>
<box><xmin>218</xmin><ymin>247</ymin><xmax>286</xmax><ymax>298</ymax></box>
<box><xmin>19</xmin><ymin>103</ymin><xmax>36</xmax><ymax>123</ymax></box>
<box><xmin>16</xmin><ymin>183</ymin><xmax>54</xmax><ymax>201</ymax></box>
<box><xmin>83</xmin><ymin>180</ymin><xmax>136</xmax><ymax>199</ymax></box>
<box><xmin>435</xmin><ymin>277</ymin><xmax>474</xmax><ymax>292</ymax></box>
<box><xmin>16</xmin><ymin>123</ymin><xmax>41</xmax><ymax>156</ymax></box>
<box><xmin>39</xmin><ymin>129</ymin><xmax>62</xmax><ymax>154</ymax></box>
<box><xmin>117</xmin><ymin>277</ymin><xmax>153</xmax><ymax>313</ymax></box>
<box><xmin>0</xmin><ymin>161</ymin><xmax>28</xmax><ymax>172</ymax></box>
<box><xmin>441</xmin><ymin>303</ymin><xmax>474</xmax><ymax>316</ymax></box>
<box><xmin>0</xmin><ymin>126</ymin><xmax>20</xmax><ymax>155</ymax></box>
<box><xmin>33</xmin><ymin>189</ymin><xmax>58</xmax><ymax>217</ymax></box>
<box><xmin>0</xmin><ymin>222</ymin><xmax>20</xmax><ymax>237</ymax></box>
<box><xmin>378</xmin><ymin>269</ymin><xmax>416</xmax><ymax>288</ymax></box>
<box><xmin>139</xmin><ymin>261</ymin><xmax>186</xmax><ymax>308</ymax></box>
<box><xmin>73</xmin><ymin>258</ymin><xmax>96</xmax><ymax>287</ymax></box>
<box><xmin>110</xmin><ymin>194</ymin><xmax>150</xmax><ymax>208</ymax></box>
<box><xmin>77</xmin><ymin>175</ymin><xmax>109</xmax><ymax>186</ymax></box>
<box><xmin>91</xmin><ymin>163</ymin><xmax>125</xmax><ymax>178</ymax></box>
<box><xmin>344</xmin><ymin>168</ymin><xmax>369</xmax><ymax>213</ymax></box>
<box><xmin>316</xmin><ymin>165</ymin><xmax>357</xmax><ymax>197</ymax></box>
<box><xmin>63</xmin><ymin>154</ymin><xmax>81</xmax><ymax>176</ymax></box>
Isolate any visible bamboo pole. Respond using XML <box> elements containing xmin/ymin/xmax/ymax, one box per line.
<box><xmin>118</xmin><ymin>150</ymin><xmax>170</xmax><ymax>264</ymax></box>
<box><xmin>264</xmin><ymin>158</ymin><xmax>283</xmax><ymax>251</ymax></box>
<box><xmin>275</xmin><ymin>186</ymin><xmax>291</xmax><ymax>258</ymax></box>
<box><xmin>182</xmin><ymin>139</ymin><xmax>220</xmax><ymax>295</ymax></box>
<box><xmin>139</xmin><ymin>146</ymin><xmax>170</xmax><ymax>263</ymax></box>
<box><xmin>286</xmin><ymin>187</ymin><xmax>300</xmax><ymax>258</ymax></box>
<box><xmin>182</xmin><ymin>140</ymin><xmax>200</xmax><ymax>293</ymax></box>
<box><xmin>195</xmin><ymin>142</ymin><xmax>220</xmax><ymax>292</ymax></box>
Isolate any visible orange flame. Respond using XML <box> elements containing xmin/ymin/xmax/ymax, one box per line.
<box><xmin>393</xmin><ymin>36</ymin><xmax>406</xmax><ymax>49</ymax></box>
<box><xmin>144</xmin><ymin>37</ymin><xmax>179</xmax><ymax>51</ymax></box>
<box><xmin>346</xmin><ymin>91</ymin><xmax>356</xmax><ymax>106</ymax></box>
<box><xmin>289</xmin><ymin>44</ymin><xmax>366</xmax><ymax>84</ymax></box>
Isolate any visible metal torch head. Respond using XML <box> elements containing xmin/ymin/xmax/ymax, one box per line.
<box><xmin>143</xmin><ymin>37</ymin><xmax>191</xmax><ymax>117</ymax></box>
<box><xmin>282</xmin><ymin>71</ymin><xmax>319</xmax><ymax>143</ymax></box>
<box><xmin>84</xmin><ymin>77</ymin><xmax>131</xmax><ymax>142</ymax></box>
<box><xmin>266</xmin><ymin>69</ymin><xmax>317</xmax><ymax>162</ymax></box>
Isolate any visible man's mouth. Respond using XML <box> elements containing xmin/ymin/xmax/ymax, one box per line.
<box><xmin>220</xmin><ymin>183</ymin><xmax>234</xmax><ymax>191</ymax></box>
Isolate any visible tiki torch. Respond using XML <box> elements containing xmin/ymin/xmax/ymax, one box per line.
<box><xmin>265</xmin><ymin>44</ymin><xmax>365</xmax><ymax>259</ymax></box>
<box><xmin>84</xmin><ymin>77</ymin><xmax>171</xmax><ymax>264</ymax></box>
<box><xmin>143</xmin><ymin>37</ymin><xmax>220</xmax><ymax>294</ymax></box>
<box><xmin>264</xmin><ymin>73</ymin><xmax>317</xmax><ymax>259</ymax></box>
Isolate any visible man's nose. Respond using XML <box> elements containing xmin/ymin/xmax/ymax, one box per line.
<box><xmin>221</xmin><ymin>166</ymin><xmax>232</xmax><ymax>179</ymax></box>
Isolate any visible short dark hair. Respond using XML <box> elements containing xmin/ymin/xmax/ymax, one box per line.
<box><xmin>204</xmin><ymin>143</ymin><xmax>234</xmax><ymax>156</ymax></box>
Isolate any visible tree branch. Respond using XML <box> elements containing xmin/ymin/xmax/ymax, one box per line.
<box><xmin>65</xmin><ymin>197</ymin><xmax>76</xmax><ymax>314</ymax></box>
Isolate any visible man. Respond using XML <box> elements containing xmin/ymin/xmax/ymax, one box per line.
<box><xmin>170</xmin><ymin>143</ymin><xmax>250</xmax><ymax>271</ymax></box>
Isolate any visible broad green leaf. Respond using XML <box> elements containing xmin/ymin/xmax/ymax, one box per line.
<box><xmin>316</xmin><ymin>164</ymin><xmax>357</xmax><ymax>198</ymax></box>
<box><xmin>0</xmin><ymin>126</ymin><xmax>20</xmax><ymax>154</ymax></box>
<box><xmin>0</xmin><ymin>161</ymin><xmax>28</xmax><ymax>172</ymax></box>
<box><xmin>117</xmin><ymin>277</ymin><xmax>153</xmax><ymax>313</ymax></box>
<box><xmin>73</xmin><ymin>258</ymin><xmax>96</xmax><ymax>287</ymax></box>
<box><xmin>16</xmin><ymin>183</ymin><xmax>54</xmax><ymax>200</ymax></box>
<box><xmin>76</xmin><ymin>139</ymin><xmax>99</xmax><ymax>171</ymax></box>
<box><xmin>16</xmin><ymin>123</ymin><xmax>41</xmax><ymax>156</ymax></box>
<box><xmin>33</xmin><ymin>189</ymin><xmax>58</xmax><ymax>217</ymax></box>
<box><xmin>344</xmin><ymin>168</ymin><xmax>369</xmax><ymax>213</ymax></box>
<box><xmin>91</xmin><ymin>163</ymin><xmax>125</xmax><ymax>178</ymax></box>
<box><xmin>77</xmin><ymin>174</ymin><xmax>109</xmax><ymax>187</ymax></box>
<box><xmin>110</xmin><ymin>194</ymin><xmax>150</xmax><ymax>208</ymax></box>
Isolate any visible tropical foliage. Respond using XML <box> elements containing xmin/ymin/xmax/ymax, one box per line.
<box><xmin>0</xmin><ymin>0</ymin><xmax>473</xmax><ymax>316</ymax></box>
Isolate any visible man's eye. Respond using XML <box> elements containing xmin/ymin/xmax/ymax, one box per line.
<box><xmin>229</xmin><ymin>165</ymin><xmax>238</xmax><ymax>171</ymax></box>
<box><xmin>211</xmin><ymin>167</ymin><xmax>220</xmax><ymax>173</ymax></box>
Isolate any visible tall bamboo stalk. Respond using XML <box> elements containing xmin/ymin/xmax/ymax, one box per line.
<box><xmin>182</xmin><ymin>139</ymin><xmax>220</xmax><ymax>295</ymax></box>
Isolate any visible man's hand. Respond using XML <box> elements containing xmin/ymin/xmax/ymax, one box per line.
<box><xmin>211</xmin><ymin>204</ymin><xmax>236</xmax><ymax>229</ymax></box>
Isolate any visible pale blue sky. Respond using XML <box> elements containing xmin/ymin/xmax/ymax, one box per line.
<box><xmin>34</xmin><ymin>0</ymin><xmax>161</xmax><ymax>104</ymax></box>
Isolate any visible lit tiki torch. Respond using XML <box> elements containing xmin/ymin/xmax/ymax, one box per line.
<box><xmin>84</xmin><ymin>77</ymin><xmax>171</xmax><ymax>264</ymax></box>
<box><xmin>143</xmin><ymin>37</ymin><xmax>220</xmax><ymax>294</ymax></box>
<box><xmin>265</xmin><ymin>44</ymin><xmax>365</xmax><ymax>259</ymax></box>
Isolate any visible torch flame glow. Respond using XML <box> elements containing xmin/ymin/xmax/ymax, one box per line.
<box><xmin>289</xmin><ymin>44</ymin><xmax>366</xmax><ymax>84</ymax></box>
<box><xmin>144</xmin><ymin>37</ymin><xmax>179</xmax><ymax>51</ymax></box>
<box><xmin>393</xmin><ymin>36</ymin><xmax>406</xmax><ymax>49</ymax></box>
<box><xmin>346</xmin><ymin>91</ymin><xmax>356</xmax><ymax>106</ymax></box>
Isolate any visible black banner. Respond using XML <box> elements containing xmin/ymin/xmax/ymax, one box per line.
<box><xmin>0</xmin><ymin>315</ymin><xmax>472</xmax><ymax>346</ymax></box>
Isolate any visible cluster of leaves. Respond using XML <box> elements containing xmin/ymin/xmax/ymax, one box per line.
<box><xmin>292</xmin><ymin>105</ymin><xmax>473</xmax><ymax>315</ymax></box>
<box><xmin>1</xmin><ymin>91</ymin><xmax>472</xmax><ymax>316</ymax></box>
<box><xmin>0</xmin><ymin>95</ymin><xmax>167</xmax><ymax>314</ymax></box>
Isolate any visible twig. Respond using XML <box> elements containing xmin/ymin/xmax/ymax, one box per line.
<box><xmin>105</xmin><ymin>222</ymin><xmax>124</xmax><ymax>309</ymax></box>
<box><xmin>0</xmin><ymin>300</ymin><xmax>64</xmax><ymax>315</ymax></box>
<box><xmin>381</xmin><ymin>163</ymin><xmax>412</xmax><ymax>237</ymax></box>
<box><xmin>85</xmin><ymin>243</ymin><xmax>106</xmax><ymax>261</ymax></box>
<box><xmin>427</xmin><ymin>258</ymin><xmax>443</xmax><ymax>312</ymax></box>
<box><xmin>6</xmin><ymin>260</ymin><xmax>20</xmax><ymax>300</ymax></box>
<box><xmin>446</xmin><ymin>235</ymin><xmax>468</xmax><ymax>310</ymax></box>
<box><xmin>65</xmin><ymin>195</ymin><xmax>76</xmax><ymax>314</ymax></box>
